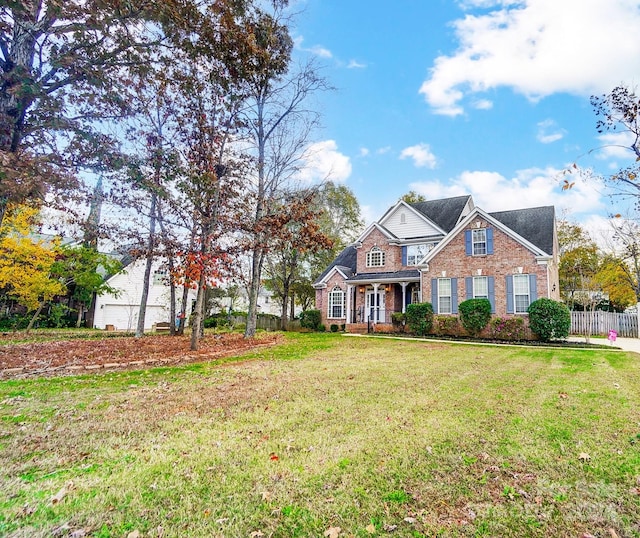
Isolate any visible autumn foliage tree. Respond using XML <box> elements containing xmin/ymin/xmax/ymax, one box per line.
<box><xmin>0</xmin><ymin>205</ymin><xmax>65</xmax><ymax>331</ymax></box>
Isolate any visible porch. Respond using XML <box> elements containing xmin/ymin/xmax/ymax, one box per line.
<box><xmin>344</xmin><ymin>270</ymin><xmax>421</xmax><ymax>325</ymax></box>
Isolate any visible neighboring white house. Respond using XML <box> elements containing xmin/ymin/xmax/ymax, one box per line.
<box><xmin>93</xmin><ymin>258</ymin><xmax>197</xmax><ymax>331</ymax></box>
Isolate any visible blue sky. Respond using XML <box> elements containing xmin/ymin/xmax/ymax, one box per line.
<box><xmin>289</xmin><ymin>0</ymin><xmax>640</xmax><ymax>236</ymax></box>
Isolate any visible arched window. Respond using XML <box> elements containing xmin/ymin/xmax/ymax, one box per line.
<box><xmin>366</xmin><ymin>246</ymin><xmax>385</xmax><ymax>267</ymax></box>
<box><xmin>400</xmin><ymin>212</ymin><xmax>407</xmax><ymax>224</ymax></box>
<box><xmin>328</xmin><ymin>286</ymin><xmax>345</xmax><ymax>318</ymax></box>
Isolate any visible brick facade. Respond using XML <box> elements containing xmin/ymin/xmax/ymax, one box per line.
<box><xmin>423</xmin><ymin>216</ymin><xmax>558</xmax><ymax>317</ymax></box>
<box><xmin>356</xmin><ymin>228</ymin><xmax>402</xmax><ymax>273</ymax></box>
<box><xmin>314</xmin><ymin>198</ymin><xmax>559</xmax><ymax>329</ymax></box>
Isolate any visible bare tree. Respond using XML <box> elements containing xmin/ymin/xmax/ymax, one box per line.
<box><xmin>238</xmin><ymin>7</ymin><xmax>331</xmax><ymax>337</ymax></box>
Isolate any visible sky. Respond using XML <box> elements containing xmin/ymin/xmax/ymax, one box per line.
<box><xmin>288</xmin><ymin>0</ymin><xmax>640</xmax><ymax>241</ymax></box>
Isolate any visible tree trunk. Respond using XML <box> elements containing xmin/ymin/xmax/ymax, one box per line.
<box><xmin>190</xmin><ymin>273</ymin><xmax>206</xmax><ymax>350</ymax></box>
<box><xmin>245</xmin><ymin>247</ymin><xmax>264</xmax><ymax>338</ymax></box>
<box><xmin>290</xmin><ymin>290</ymin><xmax>295</xmax><ymax>322</ymax></box>
<box><xmin>75</xmin><ymin>304</ymin><xmax>84</xmax><ymax>328</ymax></box>
<box><xmin>26</xmin><ymin>301</ymin><xmax>45</xmax><ymax>334</ymax></box>
<box><xmin>135</xmin><ymin>191</ymin><xmax>158</xmax><ymax>338</ymax></box>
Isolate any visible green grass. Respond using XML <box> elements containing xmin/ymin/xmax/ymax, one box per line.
<box><xmin>1</xmin><ymin>333</ymin><xmax>640</xmax><ymax>537</ymax></box>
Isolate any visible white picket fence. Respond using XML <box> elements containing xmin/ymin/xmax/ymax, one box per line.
<box><xmin>570</xmin><ymin>311</ymin><xmax>638</xmax><ymax>338</ymax></box>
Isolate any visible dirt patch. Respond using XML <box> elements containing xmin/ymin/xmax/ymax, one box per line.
<box><xmin>0</xmin><ymin>333</ymin><xmax>282</xmax><ymax>379</ymax></box>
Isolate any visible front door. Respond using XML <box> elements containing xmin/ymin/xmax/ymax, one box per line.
<box><xmin>365</xmin><ymin>289</ymin><xmax>386</xmax><ymax>323</ymax></box>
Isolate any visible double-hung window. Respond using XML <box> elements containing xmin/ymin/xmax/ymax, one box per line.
<box><xmin>472</xmin><ymin>229</ymin><xmax>487</xmax><ymax>255</ymax></box>
<box><xmin>513</xmin><ymin>274</ymin><xmax>530</xmax><ymax>313</ymax></box>
<box><xmin>366</xmin><ymin>247</ymin><xmax>385</xmax><ymax>267</ymax></box>
<box><xmin>328</xmin><ymin>286</ymin><xmax>345</xmax><ymax>318</ymax></box>
<box><xmin>438</xmin><ymin>278</ymin><xmax>452</xmax><ymax>314</ymax></box>
<box><xmin>473</xmin><ymin>276</ymin><xmax>488</xmax><ymax>299</ymax></box>
<box><xmin>465</xmin><ymin>228</ymin><xmax>493</xmax><ymax>256</ymax></box>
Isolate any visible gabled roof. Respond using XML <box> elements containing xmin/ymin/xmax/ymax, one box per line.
<box><xmin>489</xmin><ymin>206</ymin><xmax>555</xmax><ymax>256</ymax></box>
<box><xmin>378</xmin><ymin>201</ymin><xmax>447</xmax><ymax>237</ymax></box>
<box><xmin>410</xmin><ymin>195</ymin><xmax>473</xmax><ymax>233</ymax></box>
<box><xmin>354</xmin><ymin>222</ymin><xmax>397</xmax><ymax>244</ymax></box>
<box><xmin>313</xmin><ymin>245</ymin><xmax>357</xmax><ymax>286</ymax></box>
<box><xmin>420</xmin><ymin>205</ymin><xmax>555</xmax><ymax>265</ymax></box>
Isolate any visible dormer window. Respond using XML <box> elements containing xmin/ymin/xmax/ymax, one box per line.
<box><xmin>366</xmin><ymin>246</ymin><xmax>385</xmax><ymax>267</ymax></box>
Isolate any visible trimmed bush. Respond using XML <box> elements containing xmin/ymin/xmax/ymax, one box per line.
<box><xmin>490</xmin><ymin>317</ymin><xmax>526</xmax><ymax>341</ymax></box>
<box><xmin>405</xmin><ymin>302</ymin><xmax>434</xmax><ymax>336</ymax></box>
<box><xmin>527</xmin><ymin>298</ymin><xmax>571</xmax><ymax>341</ymax></box>
<box><xmin>330</xmin><ymin>324</ymin><xmax>339</xmax><ymax>332</ymax></box>
<box><xmin>458</xmin><ymin>298</ymin><xmax>492</xmax><ymax>336</ymax></box>
<box><xmin>299</xmin><ymin>309</ymin><xmax>322</xmax><ymax>331</ymax></box>
<box><xmin>432</xmin><ymin>315</ymin><xmax>461</xmax><ymax>336</ymax></box>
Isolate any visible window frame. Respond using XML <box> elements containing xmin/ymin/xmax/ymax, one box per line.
<box><xmin>327</xmin><ymin>286</ymin><xmax>346</xmax><ymax>319</ymax></box>
<box><xmin>513</xmin><ymin>274</ymin><xmax>530</xmax><ymax>314</ymax></box>
<box><xmin>366</xmin><ymin>246</ymin><xmax>385</xmax><ymax>268</ymax></box>
<box><xmin>472</xmin><ymin>276</ymin><xmax>488</xmax><ymax>299</ymax></box>
<box><xmin>153</xmin><ymin>270</ymin><xmax>168</xmax><ymax>286</ymax></box>
<box><xmin>472</xmin><ymin>228</ymin><xmax>487</xmax><ymax>256</ymax></box>
<box><xmin>438</xmin><ymin>278</ymin><xmax>452</xmax><ymax>315</ymax></box>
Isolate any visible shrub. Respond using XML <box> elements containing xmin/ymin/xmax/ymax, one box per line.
<box><xmin>458</xmin><ymin>298</ymin><xmax>492</xmax><ymax>336</ymax></box>
<box><xmin>299</xmin><ymin>309</ymin><xmax>322</xmax><ymax>331</ymax></box>
<box><xmin>330</xmin><ymin>323</ymin><xmax>339</xmax><ymax>332</ymax></box>
<box><xmin>432</xmin><ymin>315</ymin><xmax>461</xmax><ymax>336</ymax></box>
<box><xmin>527</xmin><ymin>298</ymin><xmax>571</xmax><ymax>341</ymax></box>
<box><xmin>391</xmin><ymin>312</ymin><xmax>406</xmax><ymax>325</ymax></box>
<box><xmin>490</xmin><ymin>317</ymin><xmax>526</xmax><ymax>341</ymax></box>
<box><xmin>203</xmin><ymin>317</ymin><xmax>218</xmax><ymax>328</ymax></box>
<box><xmin>317</xmin><ymin>324</ymin><xmax>326</xmax><ymax>332</ymax></box>
<box><xmin>405</xmin><ymin>303</ymin><xmax>433</xmax><ymax>336</ymax></box>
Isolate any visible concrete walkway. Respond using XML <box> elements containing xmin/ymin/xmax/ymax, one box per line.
<box><xmin>568</xmin><ymin>336</ymin><xmax>640</xmax><ymax>354</ymax></box>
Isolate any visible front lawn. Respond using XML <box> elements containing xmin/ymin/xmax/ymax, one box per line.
<box><xmin>1</xmin><ymin>333</ymin><xmax>639</xmax><ymax>537</ymax></box>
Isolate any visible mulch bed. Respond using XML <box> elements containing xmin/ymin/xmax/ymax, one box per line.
<box><xmin>0</xmin><ymin>333</ymin><xmax>282</xmax><ymax>380</ymax></box>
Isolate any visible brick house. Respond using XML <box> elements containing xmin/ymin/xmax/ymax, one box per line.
<box><xmin>313</xmin><ymin>195</ymin><xmax>559</xmax><ymax>330</ymax></box>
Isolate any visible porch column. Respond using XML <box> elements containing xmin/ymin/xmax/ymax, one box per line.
<box><xmin>372</xmin><ymin>283</ymin><xmax>379</xmax><ymax>324</ymax></box>
<box><xmin>346</xmin><ymin>284</ymin><xmax>353</xmax><ymax>324</ymax></box>
<box><xmin>400</xmin><ymin>282</ymin><xmax>408</xmax><ymax>313</ymax></box>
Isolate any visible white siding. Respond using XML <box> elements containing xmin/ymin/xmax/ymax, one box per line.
<box><xmin>93</xmin><ymin>259</ymin><xmax>197</xmax><ymax>330</ymax></box>
<box><xmin>382</xmin><ymin>207</ymin><xmax>441</xmax><ymax>239</ymax></box>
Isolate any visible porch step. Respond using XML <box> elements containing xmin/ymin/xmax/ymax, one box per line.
<box><xmin>346</xmin><ymin>323</ymin><xmax>369</xmax><ymax>334</ymax></box>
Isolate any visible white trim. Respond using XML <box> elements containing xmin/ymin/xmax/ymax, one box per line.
<box><xmin>313</xmin><ymin>265</ymin><xmax>350</xmax><ymax>288</ymax></box>
<box><xmin>419</xmin><ymin>207</ymin><xmax>548</xmax><ymax>265</ymax></box>
<box><xmin>354</xmin><ymin>222</ymin><xmax>397</xmax><ymax>244</ymax></box>
<box><xmin>378</xmin><ymin>200</ymin><xmax>447</xmax><ymax>235</ymax></box>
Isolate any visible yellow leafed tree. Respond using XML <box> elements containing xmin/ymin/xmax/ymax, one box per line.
<box><xmin>0</xmin><ymin>205</ymin><xmax>65</xmax><ymax>331</ymax></box>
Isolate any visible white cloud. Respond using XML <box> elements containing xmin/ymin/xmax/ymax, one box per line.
<box><xmin>376</xmin><ymin>146</ymin><xmax>392</xmax><ymax>155</ymax></box>
<box><xmin>359</xmin><ymin>147</ymin><xmax>370</xmax><ymax>157</ymax></box>
<box><xmin>473</xmin><ymin>99</ymin><xmax>493</xmax><ymax>110</ymax></box>
<box><xmin>293</xmin><ymin>36</ymin><xmax>333</xmax><ymax>59</ymax></box>
<box><xmin>400</xmin><ymin>143</ymin><xmax>438</xmax><ymax>168</ymax></box>
<box><xmin>297</xmin><ymin>140</ymin><xmax>352</xmax><ymax>183</ymax></box>
<box><xmin>536</xmin><ymin>119</ymin><xmax>566</xmax><ymax>144</ymax></box>
<box><xmin>420</xmin><ymin>0</ymin><xmax>640</xmax><ymax>116</ymax></box>
<box><xmin>409</xmin><ymin>166</ymin><xmax>604</xmax><ymax>216</ymax></box>
<box><xmin>347</xmin><ymin>59</ymin><xmax>366</xmax><ymax>69</ymax></box>
<box><xmin>309</xmin><ymin>45</ymin><xmax>333</xmax><ymax>59</ymax></box>
<box><xmin>596</xmin><ymin>131</ymin><xmax>637</xmax><ymax>160</ymax></box>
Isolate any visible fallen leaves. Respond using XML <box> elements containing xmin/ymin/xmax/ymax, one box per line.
<box><xmin>324</xmin><ymin>527</ymin><xmax>341</xmax><ymax>538</ymax></box>
<box><xmin>578</xmin><ymin>452</ymin><xmax>591</xmax><ymax>462</ymax></box>
<box><xmin>0</xmin><ymin>333</ymin><xmax>282</xmax><ymax>379</ymax></box>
